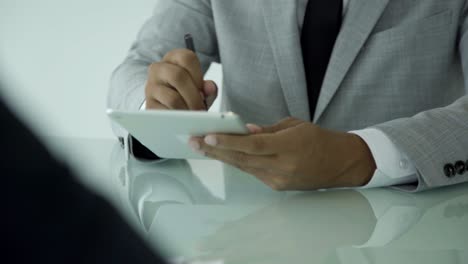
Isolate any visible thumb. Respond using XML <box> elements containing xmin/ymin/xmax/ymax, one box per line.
<box><xmin>203</xmin><ymin>80</ymin><xmax>218</xmax><ymax>109</ymax></box>
<box><xmin>250</xmin><ymin>117</ymin><xmax>303</xmax><ymax>134</ymax></box>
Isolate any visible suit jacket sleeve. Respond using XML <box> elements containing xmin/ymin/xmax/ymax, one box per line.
<box><xmin>372</xmin><ymin>5</ymin><xmax>468</xmax><ymax>192</ymax></box>
<box><xmin>108</xmin><ymin>0</ymin><xmax>220</xmax><ymax>137</ymax></box>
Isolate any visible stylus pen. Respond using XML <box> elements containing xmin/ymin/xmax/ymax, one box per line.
<box><xmin>184</xmin><ymin>33</ymin><xmax>208</xmax><ymax>109</ymax></box>
<box><xmin>185</xmin><ymin>33</ymin><xmax>196</xmax><ymax>52</ymax></box>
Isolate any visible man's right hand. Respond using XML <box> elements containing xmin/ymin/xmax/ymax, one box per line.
<box><xmin>145</xmin><ymin>49</ymin><xmax>218</xmax><ymax>110</ymax></box>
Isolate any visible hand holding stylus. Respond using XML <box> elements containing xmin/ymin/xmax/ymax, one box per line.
<box><xmin>145</xmin><ymin>34</ymin><xmax>218</xmax><ymax>110</ymax></box>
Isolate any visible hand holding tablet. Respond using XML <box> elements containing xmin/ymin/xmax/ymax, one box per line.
<box><xmin>108</xmin><ymin>110</ymin><xmax>249</xmax><ymax>159</ymax></box>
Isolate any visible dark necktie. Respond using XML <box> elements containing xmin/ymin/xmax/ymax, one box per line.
<box><xmin>301</xmin><ymin>0</ymin><xmax>343</xmax><ymax>119</ymax></box>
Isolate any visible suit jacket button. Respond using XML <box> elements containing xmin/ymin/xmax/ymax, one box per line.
<box><xmin>455</xmin><ymin>161</ymin><xmax>466</xmax><ymax>175</ymax></box>
<box><xmin>444</xmin><ymin>164</ymin><xmax>456</xmax><ymax>178</ymax></box>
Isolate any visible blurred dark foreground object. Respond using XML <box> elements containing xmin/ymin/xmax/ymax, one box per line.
<box><xmin>2</xmin><ymin>92</ymin><xmax>166</xmax><ymax>263</ymax></box>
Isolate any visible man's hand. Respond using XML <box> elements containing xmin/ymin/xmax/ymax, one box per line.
<box><xmin>189</xmin><ymin>118</ymin><xmax>377</xmax><ymax>190</ymax></box>
<box><xmin>145</xmin><ymin>49</ymin><xmax>218</xmax><ymax>110</ymax></box>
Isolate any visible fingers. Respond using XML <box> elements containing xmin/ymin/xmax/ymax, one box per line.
<box><xmin>149</xmin><ymin>84</ymin><xmax>189</xmax><ymax>110</ymax></box>
<box><xmin>147</xmin><ymin>62</ymin><xmax>205</xmax><ymax>110</ymax></box>
<box><xmin>246</xmin><ymin>124</ymin><xmax>262</xmax><ymax>134</ymax></box>
<box><xmin>145</xmin><ymin>100</ymin><xmax>169</xmax><ymax>110</ymax></box>
<box><xmin>163</xmin><ymin>49</ymin><xmax>203</xmax><ymax>89</ymax></box>
<box><xmin>204</xmin><ymin>133</ymin><xmax>277</xmax><ymax>155</ymax></box>
<box><xmin>203</xmin><ymin>80</ymin><xmax>218</xmax><ymax>108</ymax></box>
<box><xmin>260</xmin><ymin>117</ymin><xmax>303</xmax><ymax>134</ymax></box>
<box><xmin>146</xmin><ymin>48</ymin><xmax>206</xmax><ymax>110</ymax></box>
<box><xmin>190</xmin><ymin>136</ymin><xmax>295</xmax><ymax>191</ymax></box>
<box><xmin>243</xmin><ymin>118</ymin><xmax>302</xmax><ymax>135</ymax></box>
<box><xmin>194</xmin><ymin>140</ymin><xmax>278</xmax><ymax>170</ymax></box>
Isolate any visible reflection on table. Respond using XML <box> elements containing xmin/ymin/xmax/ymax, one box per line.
<box><xmin>109</xmin><ymin>143</ymin><xmax>468</xmax><ymax>264</ymax></box>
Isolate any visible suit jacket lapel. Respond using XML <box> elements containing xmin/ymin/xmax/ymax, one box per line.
<box><xmin>313</xmin><ymin>0</ymin><xmax>390</xmax><ymax>122</ymax></box>
<box><xmin>262</xmin><ymin>1</ymin><xmax>310</xmax><ymax>121</ymax></box>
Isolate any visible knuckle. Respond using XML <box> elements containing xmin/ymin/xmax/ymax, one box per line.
<box><xmin>149</xmin><ymin>62</ymin><xmax>185</xmax><ymax>85</ymax></box>
<box><xmin>166</xmin><ymin>93</ymin><xmax>183</xmax><ymax>108</ymax></box>
<box><xmin>163</xmin><ymin>49</ymin><xmax>181</xmax><ymax>61</ymax></box>
<box><xmin>166</xmin><ymin>65</ymin><xmax>187</xmax><ymax>82</ymax></box>
<box><xmin>176</xmin><ymin>49</ymin><xmax>197</xmax><ymax>63</ymax></box>
<box><xmin>146</xmin><ymin>83</ymin><xmax>164</xmax><ymax>101</ymax></box>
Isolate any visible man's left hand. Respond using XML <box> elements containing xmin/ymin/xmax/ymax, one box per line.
<box><xmin>189</xmin><ymin>117</ymin><xmax>377</xmax><ymax>190</ymax></box>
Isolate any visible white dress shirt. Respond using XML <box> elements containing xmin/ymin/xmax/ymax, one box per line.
<box><xmin>297</xmin><ymin>0</ymin><xmax>418</xmax><ymax>188</ymax></box>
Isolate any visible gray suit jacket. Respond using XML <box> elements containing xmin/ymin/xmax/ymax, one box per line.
<box><xmin>108</xmin><ymin>0</ymin><xmax>468</xmax><ymax>192</ymax></box>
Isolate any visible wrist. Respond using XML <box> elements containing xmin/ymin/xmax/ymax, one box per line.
<box><xmin>338</xmin><ymin>133</ymin><xmax>377</xmax><ymax>187</ymax></box>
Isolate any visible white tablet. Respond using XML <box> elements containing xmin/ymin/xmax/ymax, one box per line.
<box><xmin>107</xmin><ymin>109</ymin><xmax>249</xmax><ymax>159</ymax></box>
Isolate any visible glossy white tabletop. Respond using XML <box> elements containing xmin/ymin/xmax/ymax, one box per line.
<box><xmin>57</xmin><ymin>138</ymin><xmax>468</xmax><ymax>264</ymax></box>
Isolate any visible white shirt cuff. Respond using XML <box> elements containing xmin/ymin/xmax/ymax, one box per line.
<box><xmin>350</xmin><ymin>128</ymin><xmax>418</xmax><ymax>189</ymax></box>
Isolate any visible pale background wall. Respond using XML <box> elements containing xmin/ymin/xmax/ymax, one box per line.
<box><xmin>0</xmin><ymin>0</ymin><xmax>223</xmax><ymax>139</ymax></box>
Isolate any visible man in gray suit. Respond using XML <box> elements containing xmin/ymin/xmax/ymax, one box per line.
<box><xmin>108</xmin><ymin>0</ymin><xmax>468</xmax><ymax>192</ymax></box>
